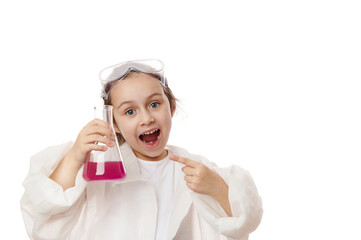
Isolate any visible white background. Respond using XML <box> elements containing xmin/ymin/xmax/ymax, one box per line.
<box><xmin>1</xmin><ymin>0</ymin><xmax>360</xmax><ymax>239</ymax></box>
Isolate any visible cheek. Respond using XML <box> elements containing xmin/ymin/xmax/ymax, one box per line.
<box><xmin>119</xmin><ymin>120</ymin><xmax>135</xmax><ymax>137</ymax></box>
<box><xmin>114</xmin><ymin>116</ymin><xmax>133</xmax><ymax>136</ymax></box>
<box><xmin>158</xmin><ymin>110</ymin><xmax>173</xmax><ymax>129</ymax></box>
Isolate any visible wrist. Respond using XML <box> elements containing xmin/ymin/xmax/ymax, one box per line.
<box><xmin>213</xmin><ymin>181</ymin><xmax>228</xmax><ymax>202</ymax></box>
<box><xmin>49</xmin><ymin>149</ymin><xmax>84</xmax><ymax>191</ymax></box>
<box><xmin>212</xmin><ymin>177</ymin><xmax>229</xmax><ymax>202</ymax></box>
<box><xmin>63</xmin><ymin>149</ymin><xmax>84</xmax><ymax>171</ymax></box>
<box><xmin>211</xmin><ymin>176</ymin><xmax>233</xmax><ymax>217</ymax></box>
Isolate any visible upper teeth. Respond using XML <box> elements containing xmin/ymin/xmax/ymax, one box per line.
<box><xmin>142</xmin><ymin>129</ymin><xmax>158</xmax><ymax>135</ymax></box>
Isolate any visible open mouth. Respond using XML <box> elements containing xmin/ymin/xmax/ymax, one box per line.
<box><xmin>139</xmin><ymin>129</ymin><xmax>161</xmax><ymax>145</ymax></box>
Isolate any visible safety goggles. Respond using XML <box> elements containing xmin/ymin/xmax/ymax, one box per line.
<box><xmin>100</xmin><ymin>59</ymin><xmax>168</xmax><ymax>99</ymax></box>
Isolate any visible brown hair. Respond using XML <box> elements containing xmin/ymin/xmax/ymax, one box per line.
<box><xmin>103</xmin><ymin>71</ymin><xmax>177</xmax><ymax>145</ymax></box>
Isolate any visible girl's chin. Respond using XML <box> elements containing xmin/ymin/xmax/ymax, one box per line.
<box><xmin>133</xmin><ymin>148</ymin><xmax>168</xmax><ymax>161</ymax></box>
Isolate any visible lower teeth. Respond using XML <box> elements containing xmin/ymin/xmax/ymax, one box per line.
<box><xmin>141</xmin><ymin>135</ymin><xmax>159</xmax><ymax>145</ymax></box>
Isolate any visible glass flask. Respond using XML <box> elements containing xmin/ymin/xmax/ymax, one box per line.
<box><xmin>83</xmin><ymin>105</ymin><xmax>126</xmax><ymax>181</ymax></box>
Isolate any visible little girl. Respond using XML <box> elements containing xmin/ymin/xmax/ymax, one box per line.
<box><xmin>21</xmin><ymin>59</ymin><xmax>263</xmax><ymax>240</ymax></box>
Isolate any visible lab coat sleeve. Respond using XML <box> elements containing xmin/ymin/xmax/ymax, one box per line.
<box><xmin>189</xmin><ymin>157</ymin><xmax>263</xmax><ymax>240</ymax></box>
<box><xmin>20</xmin><ymin>142</ymin><xmax>87</xmax><ymax>240</ymax></box>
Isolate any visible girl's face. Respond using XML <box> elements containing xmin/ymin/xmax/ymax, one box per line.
<box><xmin>109</xmin><ymin>72</ymin><xmax>174</xmax><ymax>161</ymax></box>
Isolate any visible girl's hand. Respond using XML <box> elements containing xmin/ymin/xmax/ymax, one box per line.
<box><xmin>68</xmin><ymin>118</ymin><xmax>116</xmax><ymax>165</ymax></box>
<box><xmin>50</xmin><ymin>119</ymin><xmax>115</xmax><ymax>190</ymax></box>
<box><xmin>169</xmin><ymin>154</ymin><xmax>232</xmax><ymax>216</ymax></box>
<box><xmin>169</xmin><ymin>154</ymin><xmax>227</xmax><ymax>199</ymax></box>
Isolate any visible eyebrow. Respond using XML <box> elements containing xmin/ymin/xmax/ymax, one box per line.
<box><xmin>117</xmin><ymin>92</ymin><xmax>163</xmax><ymax>109</ymax></box>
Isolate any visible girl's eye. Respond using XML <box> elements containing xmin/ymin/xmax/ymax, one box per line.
<box><xmin>150</xmin><ymin>102</ymin><xmax>160</xmax><ymax>109</ymax></box>
<box><xmin>125</xmin><ymin>109</ymin><xmax>135</xmax><ymax>116</ymax></box>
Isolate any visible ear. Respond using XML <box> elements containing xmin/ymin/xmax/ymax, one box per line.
<box><xmin>113</xmin><ymin>122</ymin><xmax>121</xmax><ymax>134</ymax></box>
<box><xmin>171</xmin><ymin>108</ymin><xmax>175</xmax><ymax>117</ymax></box>
<box><xmin>170</xmin><ymin>103</ymin><xmax>176</xmax><ymax>117</ymax></box>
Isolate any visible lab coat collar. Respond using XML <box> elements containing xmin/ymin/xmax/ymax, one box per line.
<box><xmin>111</xmin><ymin>142</ymin><xmax>193</xmax><ymax>239</ymax></box>
<box><xmin>111</xmin><ymin>142</ymin><xmax>143</xmax><ymax>185</ymax></box>
<box><xmin>168</xmin><ymin>167</ymin><xmax>193</xmax><ymax>239</ymax></box>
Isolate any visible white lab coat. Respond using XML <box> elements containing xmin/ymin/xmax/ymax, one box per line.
<box><xmin>21</xmin><ymin>142</ymin><xmax>263</xmax><ymax>240</ymax></box>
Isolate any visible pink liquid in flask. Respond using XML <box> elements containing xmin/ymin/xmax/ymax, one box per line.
<box><xmin>83</xmin><ymin>161</ymin><xmax>126</xmax><ymax>181</ymax></box>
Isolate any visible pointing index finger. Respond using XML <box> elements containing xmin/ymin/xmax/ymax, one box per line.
<box><xmin>169</xmin><ymin>154</ymin><xmax>198</xmax><ymax>167</ymax></box>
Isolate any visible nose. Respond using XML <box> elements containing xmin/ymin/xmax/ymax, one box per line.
<box><xmin>139</xmin><ymin>109</ymin><xmax>154</xmax><ymax>126</ymax></box>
